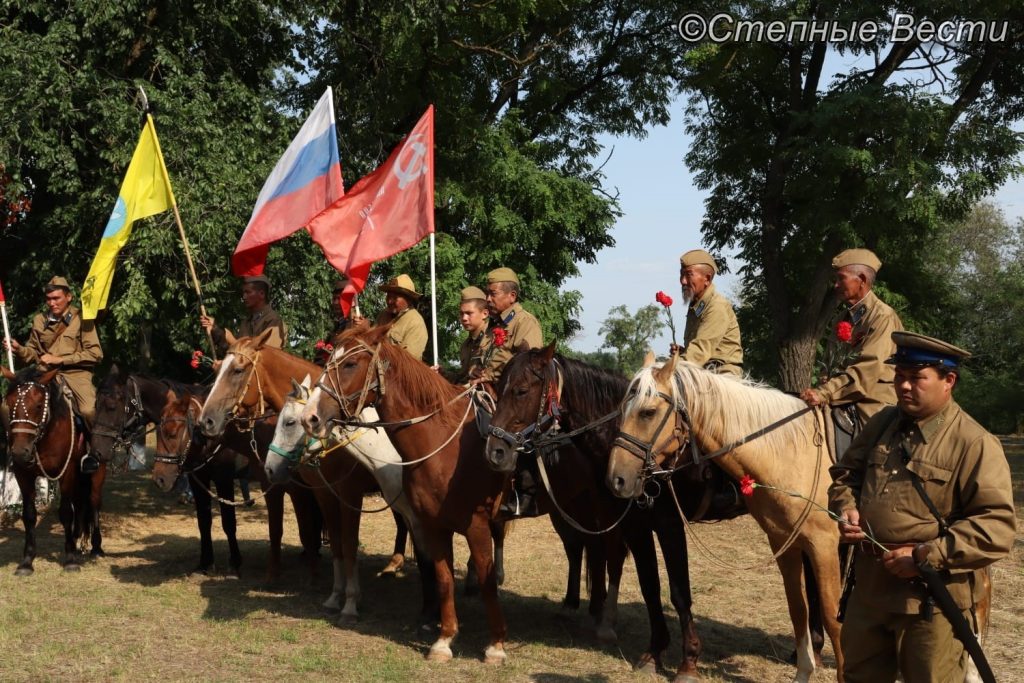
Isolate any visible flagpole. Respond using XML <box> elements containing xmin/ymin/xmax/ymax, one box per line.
<box><xmin>1</xmin><ymin>302</ymin><xmax>14</xmax><ymax>370</ymax></box>
<box><xmin>429</xmin><ymin>232</ymin><xmax>438</xmax><ymax>366</ymax></box>
<box><xmin>138</xmin><ymin>87</ymin><xmax>217</xmax><ymax>361</ymax></box>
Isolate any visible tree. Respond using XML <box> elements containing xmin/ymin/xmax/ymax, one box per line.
<box><xmin>682</xmin><ymin>2</ymin><xmax>1024</xmax><ymax>390</ymax></box>
<box><xmin>598</xmin><ymin>304</ymin><xmax>664</xmax><ymax>375</ymax></box>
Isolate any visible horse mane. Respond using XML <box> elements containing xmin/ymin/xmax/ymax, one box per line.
<box><xmin>374</xmin><ymin>339</ymin><xmax>467</xmax><ymax>430</ymax></box>
<box><xmin>626</xmin><ymin>361</ymin><xmax>812</xmax><ymax>453</ymax></box>
<box><xmin>554</xmin><ymin>354</ymin><xmax>629</xmax><ymax>419</ymax></box>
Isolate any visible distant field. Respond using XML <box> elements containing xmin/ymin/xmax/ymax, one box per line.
<box><xmin>0</xmin><ymin>442</ymin><xmax>1020</xmax><ymax>682</ymax></box>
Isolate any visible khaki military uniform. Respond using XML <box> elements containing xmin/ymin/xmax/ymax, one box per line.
<box><xmin>829</xmin><ymin>401</ymin><xmax>1016</xmax><ymax>682</ymax></box>
<box><xmin>816</xmin><ymin>291</ymin><xmax>903</xmax><ymax>423</ymax></box>
<box><xmin>481</xmin><ymin>302</ymin><xmax>542</xmax><ymax>384</ymax></box>
<box><xmin>213</xmin><ymin>304</ymin><xmax>287</xmax><ymax>352</ymax></box>
<box><xmin>682</xmin><ymin>283</ymin><xmax>743</xmax><ymax>375</ymax></box>
<box><xmin>375</xmin><ymin>307</ymin><xmax>428</xmax><ymax>362</ymax></box>
<box><xmin>14</xmin><ymin>306</ymin><xmax>103</xmax><ymax>427</ymax></box>
<box><xmin>457</xmin><ymin>325</ymin><xmax>490</xmax><ymax>384</ymax></box>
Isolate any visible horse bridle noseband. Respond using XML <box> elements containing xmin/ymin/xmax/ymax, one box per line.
<box><xmin>7</xmin><ymin>382</ymin><xmax>53</xmax><ymax>452</ymax></box>
<box><xmin>92</xmin><ymin>377</ymin><xmax>146</xmax><ymax>452</ymax></box>
<box><xmin>612</xmin><ymin>376</ymin><xmax>697</xmax><ymax>485</ymax></box>
<box><xmin>486</xmin><ymin>359</ymin><xmax>563</xmax><ymax>454</ymax></box>
<box><xmin>316</xmin><ymin>341</ymin><xmax>389</xmax><ymax>423</ymax></box>
<box><xmin>153</xmin><ymin>397</ymin><xmax>206</xmax><ymax>469</ymax></box>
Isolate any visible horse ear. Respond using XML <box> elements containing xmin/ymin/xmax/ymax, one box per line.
<box><xmin>109</xmin><ymin>362</ymin><xmax>121</xmax><ymax>378</ymax></box>
<box><xmin>300</xmin><ymin>374</ymin><xmax>312</xmax><ymax>389</ymax></box>
<box><xmin>38</xmin><ymin>368</ymin><xmax>60</xmax><ymax>384</ymax></box>
<box><xmin>253</xmin><ymin>327</ymin><xmax>275</xmax><ymax>349</ymax></box>
<box><xmin>655</xmin><ymin>352</ymin><xmax>678</xmax><ymax>383</ymax></box>
<box><xmin>290</xmin><ymin>377</ymin><xmax>303</xmax><ymax>396</ymax></box>
<box><xmin>516</xmin><ymin>340</ymin><xmax>531</xmax><ymax>354</ymax></box>
<box><xmin>540</xmin><ymin>340</ymin><xmax>557</xmax><ymax>363</ymax></box>
<box><xmin>1</xmin><ymin>366</ymin><xmax>14</xmax><ymax>382</ymax></box>
<box><xmin>642</xmin><ymin>350</ymin><xmax>656</xmax><ymax>368</ymax></box>
<box><xmin>364</xmin><ymin>323</ymin><xmax>392</xmax><ymax>345</ymax></box>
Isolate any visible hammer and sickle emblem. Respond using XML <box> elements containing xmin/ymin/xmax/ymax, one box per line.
<box><xmin>393</xmin><ymin>134</ymin><xmax>428</xmax><ymax>190</ymax></box>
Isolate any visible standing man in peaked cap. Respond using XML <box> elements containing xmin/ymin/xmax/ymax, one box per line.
<box><xmin>828</xmin><ymin>331</ymin><xmax>1015</xmax><ymax>682</ymax></box>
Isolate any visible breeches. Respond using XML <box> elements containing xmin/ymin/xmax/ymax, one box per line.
<box><xmin>59</xmin><ymin>376</ymin><xmax>96</xmax><ymax>429</ymax></box>
<box><xmin>842</xmin><ymin>588</ymin><xmax>969</xmax><ymax>683</ymax></box>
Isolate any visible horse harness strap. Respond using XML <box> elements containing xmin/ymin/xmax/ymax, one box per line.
<box><xmin>691</xmin><ymin>405</ymin><xmax>816</xmax><ymax>467</ymax></box>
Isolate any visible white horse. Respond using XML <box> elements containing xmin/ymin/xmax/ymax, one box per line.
<box><xmin>265</xmin><ymin>375</ymin><xmax>432</xmax><ymax>624</ymax></box>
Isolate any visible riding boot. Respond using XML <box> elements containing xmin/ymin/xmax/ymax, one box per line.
<box><xmin>77</xmin><ymin>417</ymin><xmax>101</xmax><ymax>474</ymax></box>
<box><xmin>498</xmin><ymin>467</ymin><xmax>541</xmax><ymax>518</ymax></box>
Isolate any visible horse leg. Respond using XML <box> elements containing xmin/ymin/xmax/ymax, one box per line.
<box><xmin>311</xmin><ymin>485</ymin><xmax>344</xmax><ymax>613</ymax></box>
<box><xmin>404</xmin><ymin>515</ymin><xmax>440</xmax><ymax>629</ymax></box>
<box><xmin>336</xmin><ymin>481</ymin><xmax>362</xmax><ymax>624</ymax></box>
<box><xmin>14</xmin><ymin>470</ymin><xmax>37</xmax><ymax>576</ymax></box>
<box><xmin>263</xmin><ymin>484</ymin><xmax>285</xmax><ymax>581</ymax></box>
<box><xmin>88</xmin><ymin>464</ymin><xmax>106</xmax><ymax>558</ymax></box>
<box><xmin>60</xmin><ymin>473</ymin><xmax>82</xmax><ymax>571</ymax></box>
<box><xmin>805</xmin><ymin>537</ymin><xmax>844</xmax><ymax>680</ymax></box>
<box><xmin>490</xmin><ymin>518</ymin><xmax>507</xmax><ymax>586</ymax></box>
<box><xmin>426</xmin><ymin>529</ymin><xmax>457</xmax><ymax>662</ymax></box>
<box><xmin>190</xmin><ymin>472</ymin><xmax>216</xmax><ymax>575</ymax></box>
<box><xmin>797</xmin><ymin>552</ymin><xmax>825</xmax><ymax>666</ymax></box>
<box><xmin>288</xmin><ymin>485</ymin><xmax>323</xmax><ymax>578</ymax></box>
<box><xmin>774</xmin><ymin>546</ymin><xmax>815</xmax><ymax>683</ymax></box>
<box><xmin>596</xmin><ymin>529</ymin><xmax>627</xmax><ymax>643</ymax></box>
<box><xmin>380</xmin><ymin>509</ymin><xmax>407</xmax><ymax>576</ymax></box>
<box><xmin>654</xmin><ymin>501</ymin><xmax>701</xmax><ymax>683</ymax></box>
<box><xmin>585</xmin><ymin>534</ymin><xmax>609</xmax><ymax>626</ymax></box>
<box><xmin>213</xmin><ymin>472</ymin><xmax>241</xmax><ymax>578</ymax></box>
<box><xmin>625</xmin><ymin>519</ymin><xmax>669</xmax><ymax>673</ymax></box>
<box><xmin>466</xmin><ymin>516</ymin><xmax>507</xmax><ymax>665</ymax></box>
<box><xmin>551</xmin><ymin>515</ymin><xmax>583</xmax><ymax>610</ymax></box>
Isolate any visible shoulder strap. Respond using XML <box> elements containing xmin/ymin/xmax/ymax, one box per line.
<box><xmin>889</xmin><ymin>409</ymin><xmax>951</xmax><ymax>536</ymax></box>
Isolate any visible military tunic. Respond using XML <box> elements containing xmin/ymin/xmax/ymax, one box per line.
<box><xmin>829</xmin><ymin>401</ymin><xmax>1016</xmax><ymax>681</ymax></box>
<box><xmin>682</xmin><ymin>283</ymin><xmax>743</xmax><ymax>375</ymax></box>
<box><xmin>212</xmin><ymin>304</ymin><xmax>287</xmax><ymax>352</ymax></box>
<box><xmin>481</xmin><ymin>302</ymin><xmax>542</xmax><ymax>384</ymax></box>
<box><xmin>14</xmin><ymin>305</ymin><xmax>103</xmax><ymax>426</ymax></box>
<box><xmin>816</xmin><ymin>290</ymin><xmax>903</xmax><ymax>423</ymax></box>
<box><xmin>456</xmin><ymin>325</ymin><xmax>491</xmax><ymax>384</ymax></box>
<box><xmin>375</xmin><ymin>308</ymin><xmax>428</xmax><ymax>362</ymax></box>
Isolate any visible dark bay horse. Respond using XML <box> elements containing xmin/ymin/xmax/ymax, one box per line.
<box><xmin>303</xmin><ymin>327</ymin><xmax>509</xmax><ymax>664</ymax></box>
<box><xmin>484</xmin><ymin>344</ymin><xmax>631</xmax><ymax>640</ymax></box>
<box><xmin>152</xmin><ymin>384</ymin><xmax>322</xmax><ymax>579</ymax></box>
<box><xmin>607</xmin><ymin>354</ymin><xmax>843</xmax><ymax>683</ymax></box>
<box><xmin>484</xmin><ymin>345</ymin><xmax>716</xmax><ymax>681</ymax></box>
<box><xmin>2</xmin><ymin>367</ymin><xmax>106</xmax><ymax>575</ymax></box>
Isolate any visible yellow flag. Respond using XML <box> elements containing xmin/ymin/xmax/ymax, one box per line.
<box><xmin>81</xmin><ymin>114</ymin><xmax>174</xmax><ymax>319</ymax></box>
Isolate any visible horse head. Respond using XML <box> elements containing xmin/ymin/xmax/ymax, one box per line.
<box><xmin>303</xmin><ymin>325</ymin><xmax>390</xmax><ymax>439</ymax></box>
<box><xmin>91</xmin><ymin>363</ymin><xmax>132</xmax><ymax>459</ymax></box>
<box><xmin>153</xmin><ymin>391</ymin><xmax>201</xmax><ymax>492</ymax></box>
<box><xmin>484</xmin><ymin>341</ymin><xmax>559</xmax><ymax>474</ymax></box>
<box><xmin>2</xmin><ymin>366</ymin><xmax>61</xmax><ymax>466</ymax></box>
<box><xmin>199</xmin><ymin>328</ymin><xmax>275</xmax><ymax>438</ymax></box>
<box><xmin>265</xmin><ymin>374</ymin><xmax>312</xmax><ymax>484</ymax></box>
<box><xmin>606</xmin><ymin>351</ymin><xmax>689</xmax><ymax>499</ymax></box>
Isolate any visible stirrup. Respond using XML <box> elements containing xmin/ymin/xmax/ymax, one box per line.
<box><xmin>80</xmin><ymin>453</ymin><xmax>100</xmax><ymax>474</ymax></box>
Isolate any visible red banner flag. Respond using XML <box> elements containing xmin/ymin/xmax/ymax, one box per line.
<box><xmin>0</xmin><ymin>279</ymin><xmax>5</xmax><ymax>304</ymax></box>
<box><xmin>306</xmin><ymin>106</ymin><xmax>435</xmax><ymax>315</ymax></box>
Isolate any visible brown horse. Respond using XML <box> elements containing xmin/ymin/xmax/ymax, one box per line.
<box><xmin>303</xmin><ymin>326</ymin><xmax>509</xmax><ymax>664</ymax></box>
<box><xmin>607</xmin><ymin>354</ymin><xmax>843</xmax><ymax>683</ymax></box>
<box><xmin>2</xmin><ymin>367</ymin><xmax>106</xmax><ymax>575</ymax></box>
<box><xmin>153</xmin><ymin>384</ymin><xmax>322</xmax><ymax>580</ymax></box>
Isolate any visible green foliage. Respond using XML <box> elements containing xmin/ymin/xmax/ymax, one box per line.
<box><xmin>598</xmin><ymin>303</ymin><xmax>664</xmax><ymax>375</ymax></box>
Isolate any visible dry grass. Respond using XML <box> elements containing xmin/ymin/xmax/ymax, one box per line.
<box><xmin>0</xmin><ymin>442</ymin><xmax>1021</xmax><ymax>683</ymax></box>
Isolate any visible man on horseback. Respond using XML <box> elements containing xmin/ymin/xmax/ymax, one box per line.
<box><xmin>454</xmin><ymin>286</ymin><xmax>490</xmax><ymax>384</ymax></box>
<box><xmin>316</xmin><ymin>278</ymin><xmax>352</xmax><ymax>366</ymax></box>
<box><xmin>481</xmin><ymin>267</ymin><xmax>544</xmax><ymax>517</ymax></box>
<box><xmin>672</xmin><ymin>249</ymin><xmax>743</xmax><ymax>375</ymax></box>
<box><xmin>800</xmin><ymin>249</ymin><xmax>903</xmax><ymax>454</ymax></box>
<box><xmin>2</xmin><ymin>276</ymin><xmax>104</xmax><ymax>473</ymax></box>
<box><xmin>200</xmin><ymin>274</ymin><xmax>287</xmax><ymax>360</ymax></box>
<box><xmin>353</xmin><ymin>274</ymin><xmax>428</xmax><ymax>362</ymax></box>
<box><xmin>828</xmin><ymin>331</ymin><xmax>1015</xmax><ymax>683</ymax></box>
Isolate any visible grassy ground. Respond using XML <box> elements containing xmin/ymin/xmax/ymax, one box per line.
<box><xmin>0</xmin><ymin>442</ymin><xmax>1021</xmax><ymax>682</ymax></box>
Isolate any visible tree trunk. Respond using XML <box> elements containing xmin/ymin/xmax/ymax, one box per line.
<box><xmin>777</xmin><ymin>335</ymin><xmax>818</xmax><ymax>393</ymax></box>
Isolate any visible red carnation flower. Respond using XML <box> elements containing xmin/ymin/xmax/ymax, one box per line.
<box><xmin>325</xmin><ymin>344</ymin><xmax>334</xmax><ymax>353</ymax></box>
<box><xmin>836</xmin><ymin>321</ymin><xmax>853</xmax><ymax>343</ymax></box>
<box><xmin>655</xmin><ymin>290</ymin><xmax>673</xmax><ymax>307</ymax></box>
<box><xmin>315</xmin><ymin>340</ymin><xmax>326</xmax><ymax>350</ymax></box>
<box><xmin>190</xmin><ymin>359</ymin><xmax>200</xmax><ymax>369</ymax></box>
<box><xmin>739</xmin><ymin>474</ymin><xmax>757</xmax><ymax>497</ymax></box>
<box><xmin>492</xmin><ymin>327</ymin><xmax>508</xmax><ymax>347</ymax></box>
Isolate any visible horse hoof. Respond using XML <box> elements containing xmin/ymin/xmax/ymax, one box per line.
<box><xmin>561</xmin><ymin>599</ymin><xmax>580</xmax><ymax>611</ymax></box>
<box><xmin>672</xmin><ymin>674</ymin><xmax>701</xmax><ymax>683</ymax></box>
<box><xmin>484</xmin><ymin>645</ymin><xmax>507</xmax><ymax>665</ymax></box>
<box><xmin>64</xmin><ymin>563</ymin><xmax>82</xmax><ymax>573</ymax></box>
<box><xmin>14</xmin><ymin>566</ymin><xmax>33</xmax><ymax>577</ymax></box>
<box><xmin>633</xmin><ymin>652</ymin><xmax>660</xmax><ymax>675</ymax></box>
<box><xmin>190</xmin><ymin>567</ymin><xmax>212</xmax><ymax>577</ymax></box>
<box><xmin>596</xmin><ymin>625</ymin><xmax>618</xmax><ymax>643</ymax></box>
<box><xmin>90</xmin><ymin>548</ymin><xmax>106</xmax><ymax>558</ymax></box>
<box><xmin>224</xmin><ymin>570</ymin><xmax>241</xmax><ymax>580</ymax></box>
<box><xmin>336</xmin><ymin>612</ymin><xmax>359</xmax><ymax>627</ymax></box>
<box><xmin>495</xmin><ymin>569</ymin><xmax>505</xmax><ymax>586</ymax></box>
<box><xmin>378</xmin><ymin>555</ymin><xmax>404</xmax><ymax>577</ymax></box>
<box><xmin>426</xmin><ymin>641</ymin><xmax>453</xmax><ymax>663</ymax></box>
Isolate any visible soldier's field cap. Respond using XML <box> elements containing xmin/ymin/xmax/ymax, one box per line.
<box><xmin>886</xmin><ymin>331</ymin><xmax>970</xmax><ymax>369</ymax></box>
<box><xmin>379</xmin><ymin>274</ymin><xmax>421</xmax><ymax>300</ymax></box>
<box><xmin>679</xmin><ymin>249</ymin><xmax>718</xmax><ymax>275</ymax></box>
<box><xmin>832</xmin><ymin>248</ymin><xmax>882</xmax><ymax>273</ymax></box>
<box><xmin>486</xmin><ymin>267</ymin><xmax>519</xmax><ymax>285</ymax></box>
<box><xmin>460</xmin><ymin>286</ymin><xmax>487</xmax><ymax>303</ymax></box>
<box><xmin>43</xmin><ymin>276</ymin><xmax>71</xmax><ymax>293</ymax></box>
<box><xmin>243</xmin><ymin>275</ymin><xmax>271</xmax><ymax>288</ymax></box>
<box><xmin>332</xmin><ymin>279</ymin><xmax>349</xmax><ymax>293</ymax></box>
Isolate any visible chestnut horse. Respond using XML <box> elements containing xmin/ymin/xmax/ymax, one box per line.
<box><xmin>303</xmin><ymin>327</ymin><xmax>509</xmax><ymax>664</ymax></box>
<box><xmin>607</xmin><ymin>355</ymin><xmax>843</xmax><ymax>683</ymax></box>
<box><xmin>2</xmin><ymin>367</ymin><xmax>106</xmax><ymax>574</ymax></box>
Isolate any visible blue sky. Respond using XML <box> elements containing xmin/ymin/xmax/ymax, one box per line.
<box><xmin>565</xmin><ymin>105</ymin><xmax>1024</xmax><ymax>353</ymax></box>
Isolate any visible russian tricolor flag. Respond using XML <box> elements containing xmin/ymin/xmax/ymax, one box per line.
<box><xmin>232</xmin><ymin>88</ymin><xmax>344</xmax><ymax>276</ymax></box>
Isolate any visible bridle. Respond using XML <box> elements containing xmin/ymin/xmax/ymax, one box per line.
<box><xmin>222</xmin><ymin>348</ymin><xmax>273</xmax><ymax>431</ymax></box>
<box><xmin>315</xmin><ymin>340</ymin><xmax>389</xmax><ymax>422</ymax></box>
<box><xmin>153</xmin><ymin>396</ymin><xmax>205</xmax><ymax>470</ymax></box>
<box><xmin>487</xmin><ymin>358</ymin><xmax>564</xmax><ymax>454</ymax></box>
<box><xmin>612</xmin><ymin>375</ymin><xmax>695</xmax><ymax>489</ymax></box>
<box><xmin>92</xmin><ymin>377</ymin><xmax>147</xmax><ymax>454</ymax></box>
<box><xmin>7</xmin><ymin>382</ymin><xmax>53</xmax><ymax>454</ymax></box>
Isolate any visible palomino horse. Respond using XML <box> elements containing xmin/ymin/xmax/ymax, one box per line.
<box><xmin>154</xmin><ymin>384</ymin><xmax>323</xmax><ymax>579</ymax></box>
<box><xmin>484</xmin><ymin>343</ymin><xmax>632</xmax><ymax>640</ymax></box>
<box><xmin>607</xmin><ymin>355</ymin><xmax>843</xmax><ymax>683</ymax></box>
<box><xmin>303</xmin><ymin>327</ymin><xmax>509</xmax><ymax>664</ymax></box>
<box><xmin>2</xmin><ymin>367</ymin><xmax>106</xmax><ymax>574</ymax></box>
<box><xmin>265</xmin><ymin>375</ymin><xmax>440</xmax><ymax>624</ymax></box>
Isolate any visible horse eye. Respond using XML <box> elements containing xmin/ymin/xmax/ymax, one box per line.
<box><xmin>233</xmin><ymin>366</ymin><xmax>244</xmax><ymax>374</ymax></box>
<box><xmin>285</xmin><ymin>418</ymin><xmax>296</xmax><ymax>427</ymax></box>
<box><xmin>640</xmin><ymin>408</ymin><xmax>657</xmax><ymax>419</ymax></box>
<box><xmin>343</xmin><ymin>360</ymin><xmax>357</xmax><ymax>369</ymax></box>
<box><xmin>515</xmin><ymin>386</ymin><xmax>529</xmax><ymax>396</ymax></box>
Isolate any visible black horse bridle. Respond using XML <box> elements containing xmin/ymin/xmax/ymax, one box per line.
<box><xmin>486</xmin><ymin>358</ymin><xmax>563</xmax><ymax>454</ymax></box>
<box><xmin>92</xmin><ymin>377</ymin><xmax>147</xmax><ymax>455</ymax></box>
